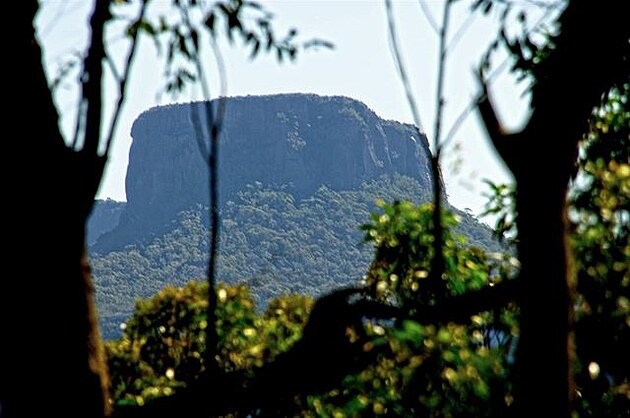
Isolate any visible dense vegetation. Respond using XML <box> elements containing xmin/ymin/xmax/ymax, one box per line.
<box><xmin>106</xmin><ymin>203</ymin><xmax>516</xmax><ymax>416</ymax></box>
<box><xmin>570</xmin><ymin>85</ymin><xmax>629</xmax><ymax>415</ymax></box>
<box><xmin>93</xmin><ymin>174</ymin><xmax>502</xmax><ymax>340</ymax></box>
<box><xmin>106</xmin><ymin>85</ymin><xmax>628</xmax><ymax>416</ymax></box>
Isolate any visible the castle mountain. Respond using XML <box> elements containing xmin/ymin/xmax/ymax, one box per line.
<box><xmin>88</xmin><ymin>94</ymin><xmax>504</xmax><ymax>341</ymax></box>
<box><xmin>94</xmin><ymin>94</ymin><xmax>433</xmax><ymax>251</ymax></box>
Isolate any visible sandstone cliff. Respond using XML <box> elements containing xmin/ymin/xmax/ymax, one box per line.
<box><xmin>95</xmin><ymin>94</ymin><xmax>433</xmax><ymax>252</ymax></box>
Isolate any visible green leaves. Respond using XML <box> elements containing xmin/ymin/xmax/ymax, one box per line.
<box><xmin>106</xmin><ymin>281</ymin><xmax>314</xmax><ymax>406</ymax></box>
<box><xmin>351</xmin><ymin>200</ymin><xmax>517</xmax><ymax>416</ymax></box>
<box><xmin>481</xmin><ymin>179</ymin><xmax>516</xmax><ymax>244</ymax></box>
<box><xmin>570</xmin><ymin>85</ymin><xmax>630</xmax><ymax>416</ymax></box>
<box><xmin>362</xmin><ymin>201</ymin><xmax>511</xmax><ymax>310</ymax></box>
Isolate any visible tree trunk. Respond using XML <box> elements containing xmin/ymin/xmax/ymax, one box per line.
<box><xmin>4</xmin><ymin>2</ymin><xmax>110</xmax><ymax>417</ymax></box>
<box><xmin>511</xmin><ymin>135</ymin><xmax>574</xmax><ymax>418</ymax></box>
<box><xmin>477</xmin><ymin>2</ymin><xmax>629</xmax><ymax>417</ymax></box>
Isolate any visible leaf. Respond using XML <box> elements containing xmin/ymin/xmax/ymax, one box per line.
<box><xmin>177</xmin><ymin>31</ymin><xmax>190</xmax><ymax>59</ymax></box>
<box><xmin>303</xmin><ymin>39</ymin><xmax>335</xmax><ymax>50</ymax></box>
<box><xmin>138</xmin><ymin>20</ymin><xmax>156</xmax><ymax>36</ymax></box>
<box><xmin>190</xmin><ymin>29</ymin><xmax>199</xmax><ymax>52</ymax></box>
<box><xmin>266</xmin><ymin>31</ymin><xmax>274</xmax><ymax>51</ymax></box>
<box><xmin>243</xmin><ymin>1</ymin><xmax>263</xmax><ymax>11</ymax></box>
<box><xmin>204</xmin><ymin>12</ymin><xmax>216</xmax><ymax>34</ymax></box>
<box><xmin>249</xmin><ymin>39</ymin><xmax>261</xmax><ymax>59</ymax></box>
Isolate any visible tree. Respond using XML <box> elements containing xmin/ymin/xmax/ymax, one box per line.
<box><xmin>106</xmin><ymin>204</ymin><xmax>516</xmax><ymax>417</ymax></box>
<box><xmin>103</xmin><ymin>90</ymin><xmax>627</xmax><ymax>415</ymax></box>
<box><xmin>570</xmin><ymin>84</ymin><xmax>629</xmax><ymax>417</ymax></box>
<box><xmin>476</xmin><ymin>2</ymin><xmax>629</xmax><ymax>416</ymax></box>
<box><xmin>7</xmin><ymin>1</ymin><xmax>320</xmax><ymax>416</ymax></box>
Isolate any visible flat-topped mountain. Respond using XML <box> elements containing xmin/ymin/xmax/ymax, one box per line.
<box><xmin>95</xmin><ymin>94</ymin><xmax>434</xmax><ymax>252</ymax></box>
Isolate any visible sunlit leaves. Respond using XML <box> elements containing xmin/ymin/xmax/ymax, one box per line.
<box><xmin>105</xmin><ymin>198</ymin><xmax>516</xmax><ymax>415</ymax></box>
<box><xmin>362</xmin><ymin>201</ymin><xmax>516</xmax><ymax>311</ymax></box>
<box><xmin>570</xmin><ymin>84</ymin><xmax>630</xmax><ymax>416</ymax></box>
<box><xmin>322</xmin><ymin>201</ymin><xmax>519</xmax><ymax>416</ymax></box>
<box><xmin>106</xmin><ymin>281</ymin><xmax>314</xmax><ymax>406</ymax></box>
<box><xmin>104</xmin><ymin>186</ymin><xmax>519</xmax><ymax>415</ymax></box>
<box><xmin>481</xmin><ymin>179</ymin><xmax>517</xmax><ymax>244</ymax></box>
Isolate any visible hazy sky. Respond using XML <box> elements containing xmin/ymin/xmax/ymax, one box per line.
<box><xmin>36</xmin><ymin>0</ymin><xmax>560</xmax><ymax>216</ymax></box>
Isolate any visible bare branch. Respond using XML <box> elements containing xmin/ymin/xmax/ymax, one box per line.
<box><xmin>104</xmin><ymin>52</ymin><xmax>121</xmax><ymax>85</ymax></box>
<box><xmin>49</xmin><ymin>51</ymin><xmax>82</xmax><ymax>92</ymax></box>
<box><xmin>178</xmin><ymin>1</ymin><xmax>228</xmax><ymax>381</ymax></box>
<box><xmin>71</xmin><ymin>97</ymin><xmax>87</xmax><ymax>150</ymax></box>
<box><xmin>445</xmin><ymin>10</ymin><xmax>476</xmax><ymax>54</ymax></box>
<box><xmin>440</xmin><ymin>5</ymin><xmax>553</xmax><ymax>154</ymax></box>
<box><xmin>441</xmin><ymin>94</ymin><xmax>479</xmax><ymax>150</ymax></box>
<box><xmin>38</xmin><ymin>0</ymin><xmax>69</xmax><ymax>39</ymax></box>
<box><xmin>80</xmin><ymin>0</ymin><xmax>110</xmax><ymax>157</ymax></box>
<box><xmin>103</xmin><ymin>1</ymin><xmax>149</xmax><ymax>156</ymax></box>
<box><xmin>416</xmin><ymin>0</ymin><xmax>439</xmax><ymax>34</ymax></box>
<box><xmin>427</xmin><ymin>0</ymin><xmax>453</xmax><ymax>301</ymax></box>
<box><xmin>385</xmin><ymin>0</ymin><xmax>424</xmax><ymax>133</ymax></box>
<box><xmin>432</xmin><ymin>0</ymin><xmax>451</xmax><ymax>155</ymax></box>
<box><xmin>475</xmin><ymin>69</ymin><xmax>523</xmax><ymax>174</ymax></box>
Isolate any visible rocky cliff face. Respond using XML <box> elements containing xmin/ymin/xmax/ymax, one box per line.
<box><xmin>87</xmin><ymin>199</ymin><xmax>126</xmax><ymax>245</ymax></box>
<box><xmin>95</xmin><ymin>94</ymin><xmax>433</xmax><ymax>252</ymax></box>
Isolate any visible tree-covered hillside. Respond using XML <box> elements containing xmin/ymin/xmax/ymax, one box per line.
<box><xmin>92</xmin><ymin>175</ymin><xmax>502</xmax><ymax>340</ymax></box>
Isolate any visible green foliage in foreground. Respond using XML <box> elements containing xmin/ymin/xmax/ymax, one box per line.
<box><xmin>307</xmin><ymin>202</ymin><xmax>518</xmax><ymax>417</ymax></box>
<box><xmin>104</xmin><ymin>88</ymin><xmax>628</xmax><ymax>416</ymax></box>
<box><xmin>477</xmin><ymin>86</ymin><xmax>630</xmax><ymax>417</ymax></box>
<box><xmin>107</xmin><ymin>282</ymin><xmax>313</xmax><ymax>406</ymax></box>
<box><xmin>107</xmin><ymin>203</ymin><xmax>516</xmax><ymax>416</ymax></box>
<box><xmin>570</xmin><ymin>85</ymin><xmax>630</xmax><ymax>416</ymax></box>
<box><xmin>93</xmin><ymin>174</ymin><xmax>501</xmax><ymax>340</ymax></box>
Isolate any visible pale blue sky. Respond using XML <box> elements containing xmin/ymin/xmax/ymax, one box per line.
<box><xmin>36</xmin><ymin>0</ymin><xmax>560</xmax><ymax>216</ymax></box>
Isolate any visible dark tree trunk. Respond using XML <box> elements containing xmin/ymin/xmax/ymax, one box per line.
<box><xmin>511</xmin><ymin>131</ymin><xmax>575</xmax><ymax>418</ymax></box>
<box><xmin>4</xmin><ymin>2</ymin><xmax>110</xmax><ymax>417</ymax></box>
<box><xmin>478</xmin><ymin>2</ymin><xmax>629</xmax><ymax>417</ymax></box>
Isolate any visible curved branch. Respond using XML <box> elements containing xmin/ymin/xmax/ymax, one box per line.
<box><xmin>103</xmin><ymin>1</ymin><xmax>149</xmax><ymax>156</ymax></box>
<box><xmin>385</xmin><ymin>0</ymin><xmax>424</xmax><ymax>133</ymax></box>
<box><xmin>81</xmin><ymin>0</ymin><xmax>110</xmax><ymax>157</ymax></box>
<box><xmin>475</xmin><ymin>70</ymin><xmax>523</xmax><ymax>175</ymax></box>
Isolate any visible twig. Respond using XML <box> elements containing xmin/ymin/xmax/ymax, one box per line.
<box><xmin>80</xmin><ymin>0</ymin><xmax>110</xmax><ymax>157</ymax></box>
<box><xmin>385</xmin><ymin>0</ymin><xmax>424</xmax><ymax>133</ymax></box>
<box><xmin>178</xmin><ymin>1</ymin><xmax>228</xmax><ymax>379</ymax></box>
<box><xmin>428</xmin><ymin>0</ymin><xmax>453</xmax><ymax>301</ymax></box>
<box><xmin>416</xmin><ymin>0</ymin><xmax>439</xmax><ymax>34</ymax></box>
<box><xmin>103</xmin><ymin>1</ymin><xmax>149</xmax><ymax>156</ymax></box>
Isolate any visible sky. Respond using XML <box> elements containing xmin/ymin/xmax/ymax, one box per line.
<box><xmin>36</xmin><ymin>0</ymin><xmax>560</xmax><ymax>217</ymax></box>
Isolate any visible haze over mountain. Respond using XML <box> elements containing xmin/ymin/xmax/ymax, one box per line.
<box><xmin>88</xmin><ymin>94</ymin><xmax>498</xmax><ymax>340</ymax></box>
<box><xmin>94</xmin><ymin>94</ymin><xmax>433</xmax><ymax>252</ymax></box>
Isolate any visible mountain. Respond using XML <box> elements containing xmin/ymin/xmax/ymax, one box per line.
<box><xmin>88</xmin><ymin>94</ymin><xmax>499</xmax><ymax>340</ymax></box>
<box><xmin>87</xmin><ymin>199</ymin><xmax>126</xmax><ymax>245</ymax></box>
<box><xmin>91</xmin><ymin>176</ymin><xmax>500</xmax><ymax>340</ymax></box>
<box><xmin>95</xmin><ymin>94</ymin><xmax>433</xmax><ymax>252</ymax></box>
